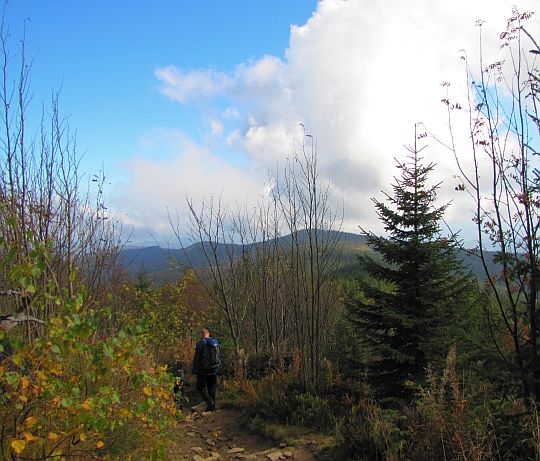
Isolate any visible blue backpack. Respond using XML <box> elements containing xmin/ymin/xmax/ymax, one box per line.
<box><xmin>201</xmin><ymin>338</ymin><xmax>221</xmax><ymax>372</ymax></box>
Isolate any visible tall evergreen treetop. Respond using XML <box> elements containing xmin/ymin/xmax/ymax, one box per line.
<box><xmin>346</xmin><ymin>132</ymin><xmax>474</xmax><ymax>401</ymax></box>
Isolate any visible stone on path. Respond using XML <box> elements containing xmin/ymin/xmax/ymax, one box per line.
<box><xmin>265</xmin><ymin>450</ymin><xmax>284</xmax><ymax>461</ymax></box>
<box><xmin>192</xmin><ymin>452</ymin><xmax>221</xmax><ymax>461</ymax></box>
<box><xmin>283</xmin><ymin>452</ymin><xmax>293</xmax><ymax>459</ymax></box>
<box><xmin>187</xmin><ymin>432</ymin><xmax>197</xmax><ymax>437</ymax></box>
<box><xmin>205</xmin><ymin>438</ymin><xmax>217</xmax><ymax>446</ymax></box>
<box><xmin>227</xmin><ymin>447</ymin><xmax>246</xmax><ymax>454</ymax></box>
<box><xmin>191</xmin><ymin>447</ymin><xmax>204</xmax><ymax>453</ymax></box>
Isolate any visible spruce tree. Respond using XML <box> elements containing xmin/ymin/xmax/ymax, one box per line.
<box><xmin>346</xmin><ymin>134</ymin><xmax>474</xmax><ymax>401</ymax></box>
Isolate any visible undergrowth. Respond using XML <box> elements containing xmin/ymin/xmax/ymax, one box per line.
<box><xmin>226</xmin><ymin>348</ymin><xmax>540</xmax><ymax>461</ymax></box>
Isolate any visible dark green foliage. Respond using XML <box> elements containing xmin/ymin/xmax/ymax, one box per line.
<box><xmin>337</xmin><ymin>403</ymin><xmax>408</xmax><ymax>460</ymax></box>
<box><xmin>345</xmin><ymin>139</ymin><xmax>476</xmax><ymax>401</ymax></box>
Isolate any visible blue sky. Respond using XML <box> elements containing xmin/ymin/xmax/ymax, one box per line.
<box><xmin>4</xmin><ymin>0</ymin><xmax>539</xmax><ymax>245</ymax></box>
<box><xmin>7</xmin><ymin>1</ymin><xmax>317</xmax><ymax>177</ymax></box>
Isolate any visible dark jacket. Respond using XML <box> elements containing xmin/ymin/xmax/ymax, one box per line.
<box><xmin>192</xmin><ymin>337</ymin><xmax>220</xmax><ymax>375</ymax></box>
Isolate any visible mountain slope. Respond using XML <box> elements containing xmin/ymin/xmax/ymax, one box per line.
<box><xmin>118</xmin><ymin>231</ymin><xmax>497</xmax><ymax>284</ymax></box>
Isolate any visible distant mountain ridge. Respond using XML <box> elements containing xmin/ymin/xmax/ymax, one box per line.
<box><xmin>118</xmin><ymin>230</ymin><xmax>498</xmax><ymax>284</ymax></box>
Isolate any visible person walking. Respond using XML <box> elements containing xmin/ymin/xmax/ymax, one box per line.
<box><xmin>192</xmin><ymin>328</ymin><xmax>221</xmax><ymax>411</ymax></box>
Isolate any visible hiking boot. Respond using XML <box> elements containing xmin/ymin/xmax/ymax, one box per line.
<box><xmin>205</xmin><ymin>404</ymin><xmax>216</xmax><ymax>412</ymax></box>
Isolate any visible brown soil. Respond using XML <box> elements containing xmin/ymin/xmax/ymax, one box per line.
<box><xmin>166</xmin><ymin>406</ymin><xmax>334</xmax><ymax>461</ymax></box>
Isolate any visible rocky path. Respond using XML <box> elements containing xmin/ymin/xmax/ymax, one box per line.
<box><xmin>166</xmin><ymin>407</ymin><xmax>327</xmax><ymax>461</ymax></box>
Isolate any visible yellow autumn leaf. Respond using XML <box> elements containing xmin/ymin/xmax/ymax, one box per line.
<box><xmin>20</xmin><ymin>377</ymin><xmax>29</xmax><ymax>390</ymax></box>
<box><xmin>143</xmin><ymin>387</ymin><xmax>152</xmax><ymax>396</ymax></box>
<box><xmin>79</xmin><ymin>432</ymin><xmax>87</xmax><ymax>442</ymax></box>
<box><xmin>50</xmin><ymin>366</ymin><xmax>63</xmax><ymax>376</ymax></box>
<box><xmin>36</xmin><ymin>370</ymin><xmax>47</xmax><ymax>381</ymax></box>
<box><xmin>47</xmin><ymin>432</ymin><xmax>59</xmax><ymax>441</ymax></box>
<box><xmin>19</xmin><ymin>395</ymin><xmax>28</xmax><ymax>403</ymax></box>
<box><xmin>22</xmin><ymin>432</ymin><xmax>37</xmax><ymax>442</ymax></box>
<box><xmin>25</xmin><ymin>416</ymin><xmax>38</xmax><ymax>428</ymax></box>
<box><xmin>96</xmin><ymin>441</ymin><xmax>104</xmax><ymax>449</ymax></box>
<box><xmin>11</xmin><ymin>439</ymin><xmax>26</xmax><ymax>454</ymax></box>
<box><xmin>82</xmin><ymin>400</ymin><xmax>92</xmax><ymax>411</ymax></box>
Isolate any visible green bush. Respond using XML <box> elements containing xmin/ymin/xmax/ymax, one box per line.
<box><xmin>247</xmin><ymin>415</ymin><xmax>288</xmax><ymax>443</ymax></box>
<box><xmin>337</xmin><ymin>401</ymin><xmax>407</xmax><ymax>461</ymax></box>
<box><xmin>290</xmin><ymin>393</ymin><xmax>337</xmax><ymax>432</ymax></box>
<box><xmin>0</xmin><ymin>306</ymin><xmax>177</xmax><ymax>460</ymax></box>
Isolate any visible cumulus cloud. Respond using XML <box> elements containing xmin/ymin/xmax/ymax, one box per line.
<box><xmin>112</xmin><ymin>129</ymin><xmax>267</xmax><ymax>245</ymax></box>
<box><xmin>123</xmin><ymin>0</ymin><xmax>539</xmax><ymax>243</ymax></box>
<box><xmin>154</xmin><ymin>67</ymin><xmax>232</xmax><ymax>103</ymax></box>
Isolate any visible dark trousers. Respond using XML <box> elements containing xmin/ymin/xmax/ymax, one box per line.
<box><xmin>196</xmin><ymin>373</ymin><xmax>217</xmax><ymax>408</ymax></box>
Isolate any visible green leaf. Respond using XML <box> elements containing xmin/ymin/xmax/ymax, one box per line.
<box><xmin>5</xmin><ymin>372</ymin><xmax>20</xmax><ymax>387</ymax></box>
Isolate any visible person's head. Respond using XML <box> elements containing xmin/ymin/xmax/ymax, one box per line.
<box><xmin>200</xmin><ymin>328</ymin><xmax>211</xmax><ymax>339</ymax></box>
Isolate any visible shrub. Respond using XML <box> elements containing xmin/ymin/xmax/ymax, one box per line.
<box><xmin>290</xmin><ymin>393</ymin><xmax>337</xmax><ymax>432</ymax></box>
<box><xmin>237</xmin><ymin>373</ymin><xmax>298</xmax><ymax>422</ymax></box>
<box><xmin>245</xmin><ymin>352</ymin><xmax>292</xmax><ymax>379</ymax></box>
<box><xmin>405</xmin><ymin>347</ymin><xmax>495</xmax><ymax>461</ymax></box>
<box><xmin>337</xmin><ymin>400</ymin><xmax>407</xmax><ymax>461</ymax></box>
<box><xmin>0</xmin><ymin>306</ymin><xmax>177</xmax><ymax>460</ymax></box>
<box><xmin>336</xmin><ymin>348</ymin><xmax>498</xmax><ymax>461</ymax></box>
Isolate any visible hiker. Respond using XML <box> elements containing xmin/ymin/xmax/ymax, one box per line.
<box><xmin>169</xmin><ymin>360</ymin><xmax>187</xmax><ymax>410</ymax></box>
<box><xmin>192</xmin><ymin>328</ymin><xmax>221</xmax><ymax>411</ymax></box>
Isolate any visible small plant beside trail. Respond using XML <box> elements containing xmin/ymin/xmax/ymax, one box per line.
<box><xmin>0</xmin><ymin>302</ymin><xmax>178</xmax><ymax>460</ymax></box>
<box><xmin>222</xmin><ymin>344</ymin><xmax>540</xmax><ymax>461</ymax></box>
<box><xmin>0</xmin><ymin>237</ymin><xmax>178</xmax><ymax>460</ymax></box>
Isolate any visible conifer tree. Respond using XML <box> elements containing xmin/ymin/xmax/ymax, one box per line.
<box><xmin>346</xmin><ymin>131</ymin><xmax>474</xmax><ymax>401</ymax></box>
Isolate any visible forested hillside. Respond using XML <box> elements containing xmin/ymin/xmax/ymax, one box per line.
<box><xmin>118</xmin><ymin>231</ymin><xmax>499</xmax><ymax>284</ymax></box>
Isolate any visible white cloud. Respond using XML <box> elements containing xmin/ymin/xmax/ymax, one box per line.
<box><xmin>210</xmin><ymin>119</ymin><xmax>223</xmax><ymax>137</ymax></box>
<box><xmin>225</xmin><ymin>129</ymin><xmax>240</xmax><ymax>146</ymax></box>
<box><xmin>112</xmin><ymin>129</ymin><xmax>267</xmax><ymax>244</ymax></box>
<box><xmin>125</xmin><ymin>0</ymin><xmax>539</xmax><ymax>243</ymax></box>
<box><xmin>223</xmin><ymin>107</ymin><xmax>240</xmax><ymax>119</ymax></box>
<box><xmin>154</xmin><ymin>66</ymin><xmax>232</xmax><ymax>103</ymax></box>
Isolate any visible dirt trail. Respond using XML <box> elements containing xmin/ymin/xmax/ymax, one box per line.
<box><xmin>167</xmin><ymin>407</ymin><xmax>328</xmax><ymax>461</ymax></box>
